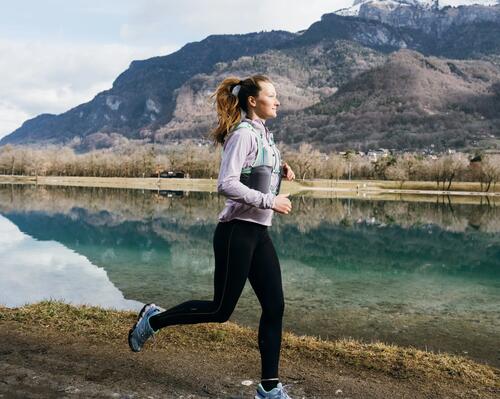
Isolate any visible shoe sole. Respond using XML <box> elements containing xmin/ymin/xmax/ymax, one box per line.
<box><xmin>128</xmin><ymin>303</ymin><xmax>155</xmax><ymax>352</ymax></box>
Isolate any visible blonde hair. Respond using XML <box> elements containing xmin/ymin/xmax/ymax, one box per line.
<box><xmin>209</xmin><ymin>74</ymin><xmax>271</xmax><ymax>144</ymax></box>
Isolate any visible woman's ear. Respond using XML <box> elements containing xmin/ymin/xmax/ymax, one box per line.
<box><xmin>247</xmin><ymin>95</ymin><xmax>257</xmax><ymax>108</ymax></box>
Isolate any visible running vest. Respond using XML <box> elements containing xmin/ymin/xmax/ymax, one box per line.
<box><xmin>227</xmin><ymin>121</ymin><xmax>282</xmax><ymax>195</ymax></box>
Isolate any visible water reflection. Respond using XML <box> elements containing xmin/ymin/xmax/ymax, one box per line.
<box><xmin>0</xmin><ymin>184</ymin><xmax>499</xmax><ymax>367</ymax></box>
<box><xmin>0</xmin><ymin>214</ymin><xmax>142</xmax><ymax>310</ymax></box>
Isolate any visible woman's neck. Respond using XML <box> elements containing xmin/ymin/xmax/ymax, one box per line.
<box><xmin>245</xmin><ymin>114</ymin><xmax>266</xmax><ymax>123</ymax></box>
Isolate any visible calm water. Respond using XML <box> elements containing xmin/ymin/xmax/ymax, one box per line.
<box><xmin>0</xmin><ymin>184</ymin><xmax>499</xmax><ymax>367</ymax></box>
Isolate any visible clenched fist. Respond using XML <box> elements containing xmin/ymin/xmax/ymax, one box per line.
<box><xmin>272</xmin><ymin>193</ymin><xmax>292</xmax><ymax>215</ymax></box>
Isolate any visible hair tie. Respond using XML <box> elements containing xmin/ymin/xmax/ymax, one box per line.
<box><xmin>231</xmin><ymin>84</ymin><xmax>241</xmax><ymax>97</ymax></box>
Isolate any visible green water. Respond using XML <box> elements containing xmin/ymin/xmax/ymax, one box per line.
<box><xmin>0</xmin><ymin>184</ymin><xmax>499</xmax><ymax>367</ymax></box>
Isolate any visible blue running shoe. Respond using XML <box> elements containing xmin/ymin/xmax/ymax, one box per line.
<box><xmin>128</xmin><ymin>303</ymin><xmax>161</xmax><ymax>352</ymax></box>
<box><xmin>255</xmin><ymin>383</ymin><xmax>293</xmax><ymax>399</ymax></box>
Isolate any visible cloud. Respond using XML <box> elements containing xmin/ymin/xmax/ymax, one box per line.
<box><xmin>1</xmin><ymin>1</ymin><xmax>347</xmax><ymax>141</ymax></box>
<box><xmin>0</xmin><ymin>101</ymin><xmax>30</xmax><ymax>140</ymax></box>
<box><xmin>0</xmin><ymin>214</ymin><xmax>143</xmax><ymax>310</ymax></box>
<box><xmin>119</xmin><ymin>0</ymin><xmax>352</xmax><ymax>43</ymax></box>
<box><xmin>0</xmin><ymin>39</ymin><xmax>178</xmax><ymax>139</ymax></box>
<box><xmin>2</xmin><ymin>0</ymin><xmax>495</xmax><ymax>141</ymax></box>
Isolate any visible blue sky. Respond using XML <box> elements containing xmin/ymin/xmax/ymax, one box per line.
<box><xmin>0</xmin><ymin>0</ymin><xmax>496</xmax><ymax>140</ymax></box>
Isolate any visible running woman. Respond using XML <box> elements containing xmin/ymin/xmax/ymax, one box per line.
<box><xmin>128</xmin><ymin>74</ymin><xmax>296</xmax><ymax>399</ymax></box>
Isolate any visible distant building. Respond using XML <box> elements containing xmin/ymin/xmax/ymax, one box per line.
<box><xmin>366</xmin><ymin>148</ymin><xmax>389</xmax><ymax>162</ymax></box>
<box><xmin>154</xmin><ymin>170</ymin><xmax>186</xmax><ymax>178</ymax></box>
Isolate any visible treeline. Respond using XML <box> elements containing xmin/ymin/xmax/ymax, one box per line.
<box><xmin>284</xmin><ymin>144</ymin><xmax>500</xmax><ymax>191</ymax></box>
<box><xmin>0</xmin><ymin>143</ymin><xmax>221</xmax><ymax>179</ymax></box>
<box><xmin>1</xmin><ymin>142</ymin><xmax>499</xmax><ymax>191</ymax></box>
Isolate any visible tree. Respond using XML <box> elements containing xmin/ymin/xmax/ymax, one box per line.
<box><xmin>480</xmin><ymin>154</ymin><xmax>500</xmax><ymax>192</ymax></box>
<box><xmin>325</xmin><ymin>154</ymin><xmax>346</xmax><ymax>180</ymax></box>
<box><xmin>285</xmin><ymin>143</ymin><xmax>322</xmax><ymax>180</ymax></box>
<box><xmin>441</xmin><ymin>153</ymin><xmax>469</xmax><ymax>190</ymax></box>
<box><xmin>351</xmin><ymin>155</ymin><xmax>374</xmax><ymax>179</ymax></box>
<box><xmin>373</xmin><ymin>155</ymin><xmax>396</xmax><ymax>180</ymax></box>
<box><xmin>385</xmin><ymin>163</ymin><xmax>409</xmax><ymax>188</ymax></box>
<box><xmin>0</xmin><ymin>144</ymin><xmax>15</xmax><ymax>175</ymax></box>
<box><xmin>426</xmin><ymin>153</ymin><xmax>468</xmax><ymax>190</ymax></box>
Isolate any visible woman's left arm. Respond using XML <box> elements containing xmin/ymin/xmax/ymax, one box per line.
<box><xmin>282</xmin><ymin>162</ymin><xmax>295</xmax><ymax>181</ymax></box>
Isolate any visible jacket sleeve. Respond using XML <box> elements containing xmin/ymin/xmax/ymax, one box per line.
<box><xmin>217</xmin><ymin>129</ymin><xmax>275</xmax><ymax>209</ymax></box>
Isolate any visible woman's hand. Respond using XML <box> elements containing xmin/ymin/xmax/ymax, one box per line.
<box><xmin>272</xmin><ymin>193</ymin><xmax>292</xmax><ymax>215</ymax></box>
<box><xmin>282</xmin><ymin>162</ymin><xmax>295</xmax><ymax>181</ymax></box>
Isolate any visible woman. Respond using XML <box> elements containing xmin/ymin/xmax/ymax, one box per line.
<box><xmin>128</xmin><ymin>74</ymin><xmax>296</xmax><ymax>399</ymax></box>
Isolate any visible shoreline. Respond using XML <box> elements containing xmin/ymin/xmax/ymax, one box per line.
<box><xmin>0</xmin><ymin>301</ymin><xmax>498</xmax><ymax>398</ymax></box>
<box><xmin>1</xmin><ymin>175</ymin><xmax>499</xmax><ymax>200</ymax></box>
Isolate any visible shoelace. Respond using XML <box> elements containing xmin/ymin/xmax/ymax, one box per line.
<box><xmin>278</xmin><ymin>384</ymin><xmax>292</xmax><ymax>399</ymax></box>
<box><xmin>138</xmin><ymin>308</ymin><xmax>157</xmax><ymax>338</ymax></box>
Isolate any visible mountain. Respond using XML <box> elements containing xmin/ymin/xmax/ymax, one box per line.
<box><xmin>336</xmin><ymin>1</ymin><xmax>439</xmax><ymax>17</ymax></box>
<box><xmin>155</xmin><ymin>40</ymin><xmax>386</xmax><ymax>142</ymax></box>
<box><xmin>299</xmin><ymin>8</ymin><xmax>500</xmax><ymax>58</ymax></box>
<box><xmin>335</xmin><ymin>1</ymin><xmax>500</xmax><ymax>37</ymax></box>
<box><xmin>274</xmin><ymin>49</ymin><xmax>500</xmax><ymax>151</ymax></box>
<box><xmin>0</xmin><ymin>31</ymin><xmax>296</xmax><ymax>148</ymax></box>
<box><xmin>1</xmin><ymin>2</ymin><xmax>500</xmax><ymax>151</ymax></box>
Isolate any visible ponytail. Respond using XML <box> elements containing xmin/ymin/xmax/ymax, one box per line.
<box><xmin>210</xmin><ymin>74</ymin><xmax>271</xmax><ymax>144</ymax></box>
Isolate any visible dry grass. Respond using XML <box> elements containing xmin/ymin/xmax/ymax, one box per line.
<box><xmin>1</xmin><ymin>175</ymin><xmax>499</xmax><ymax>197</ymax></box>
<box><xmin>1</xmin><ymin>301</ymin><xmax>498</xmax><ymax>389</ymax></box>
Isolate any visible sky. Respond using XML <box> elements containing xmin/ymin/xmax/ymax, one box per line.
<box><xmin>0</xmin><ymin>0</ymin><xmax>497</xmax><ymax>140</ymax></box>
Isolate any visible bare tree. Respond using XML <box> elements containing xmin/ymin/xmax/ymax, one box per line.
<box><xmin>385</xmin><ymin>163</ymin><xmax>409</xmax><ymax>189</ymax></box>
<box><xmin>0</xmin><ymin>144</ymin><xmax>16</xmax><ymax>175</ymax></box>
<box><xmin>480</xmin><ymin>154</ymin><xmax>500</xmax><ymax>192</ymax></box>
<box><xmin>285</xmin><ymin>143</ymin><xmax>323</xmax><ymax>180</ymax></box>
<box><xmin>442</xmin><ymin>153</ymin><xmax>469</xmax><ymax>190</ymax></box>
<box><xmin>427</xmin><ymin>153</ymin><xmax>468</xmax><ymax>190</ymax></box>
<box><xmin>325</xmin><ymin>154</ymin><xmax>346</xmax><ymax>180</ymax></box>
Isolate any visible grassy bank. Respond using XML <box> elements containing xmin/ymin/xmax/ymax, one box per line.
<box><xmin>0</xmin><ymin>175</ymin><xmax>499</xmax><ymax>196</ymax></box>
<box><xmin>1</xmin><ymin>301</ymin><xmax>498</xmax><ymax>391</ymax></box>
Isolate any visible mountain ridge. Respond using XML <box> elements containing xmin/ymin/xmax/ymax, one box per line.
<box><xmin>1</xmin><ymin>31</ymin><xmax>297</xmax><ymax>147</ymax></box>
<box><xmin>1</xmin><ymin>2</ymin><xmax>500</xmax><ymax>151</ymax></box>
<box><xmin>274</xmin><ymin>49</ymin><xmax>500</xmax><ymax>151</ymax></box>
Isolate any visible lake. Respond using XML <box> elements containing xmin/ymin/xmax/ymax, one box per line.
<box><xmin>0</xmin><ymin>184</ymin><xmax>498</xmax><ymax>367</ymax></box>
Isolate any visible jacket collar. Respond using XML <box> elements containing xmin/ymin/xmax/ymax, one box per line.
<box><xmin>242</xmin><ymin>117</ymin><xmax>267</xmax><ymax>135</ymax></box>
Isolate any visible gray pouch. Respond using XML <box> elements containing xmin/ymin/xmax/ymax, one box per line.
<box><xmin>240</xmin><ymin>165</ymin><xmax>272</xmax><ymax>194</ymax></box>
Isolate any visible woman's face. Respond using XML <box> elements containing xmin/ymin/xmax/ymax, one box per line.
<box><xmin>248</xmin><ymin>82</ymin><xmax>280</xmax><ymax>120</ymax></box>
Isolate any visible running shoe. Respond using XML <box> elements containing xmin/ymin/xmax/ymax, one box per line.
<box><xmin>255</xmin><ymin>383</ymin><xmax>293</xmax><ymax>399</ymax></box>
<box><xmin>128</xmin><ymin>303</ymin><xmax>161</xmax><ymax>352</ymax></box>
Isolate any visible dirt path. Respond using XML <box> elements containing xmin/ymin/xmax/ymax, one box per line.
<box><xmin>0</xmin><ymin>318</ymin><xmax>497</xmax><ymax>399</ymax></box>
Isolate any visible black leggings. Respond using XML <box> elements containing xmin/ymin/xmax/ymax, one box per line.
<box><xmin>149</xmin><ymin>219</ymin><xmax>285</xmax><ymax>379</ymax></box>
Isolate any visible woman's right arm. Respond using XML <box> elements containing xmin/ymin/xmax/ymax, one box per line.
<box><xmin>217</xmin><ymin>129</ymin><xmax>275</xmax><ymax>209</ymax></box>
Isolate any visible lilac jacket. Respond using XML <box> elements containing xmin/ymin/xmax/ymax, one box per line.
<box><xmin>217</xmin><ymin>118</ymin><xmax>277</xmax><ymax>226</ymax></box>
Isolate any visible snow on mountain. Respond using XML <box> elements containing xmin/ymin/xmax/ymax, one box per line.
<box><xmin>335</xmin><ymin>1</ymin><xmax>497</xmax><ymax>16</ymax></box>
<box><xmin>442</xmin><ymin>1</ymin><xmax>498</xmax><ymax>6</ymax></box>
<box><xmin>336</xmin><ymin>1</ymin><xmax>434</xmax><ymax>17</ymax></box>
